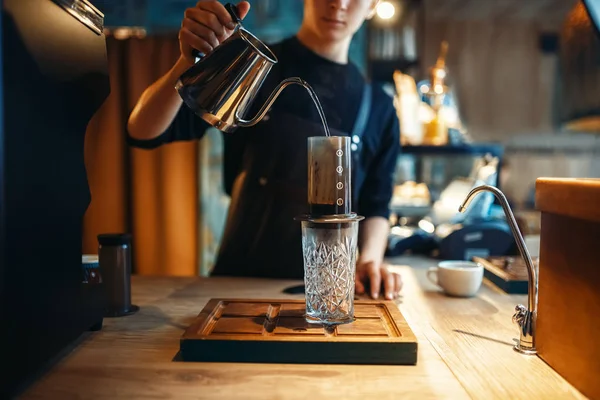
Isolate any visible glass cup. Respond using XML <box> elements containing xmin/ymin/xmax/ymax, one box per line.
<box><xmin>301</xmin><ymin>219</ymin><xmax>360</xmax><ymax>325</ymax></box>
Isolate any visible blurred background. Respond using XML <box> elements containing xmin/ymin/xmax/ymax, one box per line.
<box><xmin>82</xmin><ymin>0</ymin><xmax>599</xmax><ymax>276</ymax></box>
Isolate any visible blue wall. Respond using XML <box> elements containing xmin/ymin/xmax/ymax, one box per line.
<box><xmin>94</xmin><ymin>0</ymin><xmax>367</xmax><ymax>72</ymax></box>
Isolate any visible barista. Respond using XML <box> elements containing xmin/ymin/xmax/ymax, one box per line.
<box><xmin>127</xmin><ymin>0</ymin><xmax>403</xmax><ymax>300</ymax></box>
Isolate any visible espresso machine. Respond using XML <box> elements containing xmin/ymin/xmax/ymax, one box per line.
<box><xmin>387</xmin><ymin>149</ymin><xmax>516</xmax><ymax>260</ymax></box>
<box><xmin>1</xmin><ymin>0</ymin><xmax>110</xmax><ymax>396</ymax></box>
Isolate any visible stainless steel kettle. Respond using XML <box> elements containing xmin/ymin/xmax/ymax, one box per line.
<box><xmin>175</xmin><ymin>3</ymin><xmax>308</xmax><ymax>133</ymax></box>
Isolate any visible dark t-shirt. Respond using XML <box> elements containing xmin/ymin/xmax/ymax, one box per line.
<box><xmin>127</xmin><ymin>35</ymin><xmax>401</xmax><ymax>277</ymax></box>
<box><xmin>128</xmin><ymin>35</ymin><xmax>400</xmax><ymax>216</ymax></box>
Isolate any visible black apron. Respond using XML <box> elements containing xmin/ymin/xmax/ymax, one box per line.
<box><xmin>211</xmin><ymin>84</ymin><xmax>372</xmax><ymax>280</ymax></box>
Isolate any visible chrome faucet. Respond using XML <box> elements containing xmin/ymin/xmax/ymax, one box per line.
<box><xmin>458</xmin><ymin>185</ymin><xmax>538</xmax><ymax>355</ymax></box>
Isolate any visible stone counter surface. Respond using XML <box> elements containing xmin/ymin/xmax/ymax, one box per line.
<box><xmin>19</xmin><ymin>256</ymin><xmax>585</xmax><ymax>399</ymax></box>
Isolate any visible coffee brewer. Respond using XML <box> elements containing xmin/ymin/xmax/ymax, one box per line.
<box><xmin>296</xmin><ymin>137</ymin><xmax>364</xmax><ymax>325</ymax></box>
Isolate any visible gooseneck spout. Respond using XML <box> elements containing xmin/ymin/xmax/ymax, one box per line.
<box><xmin>235</xmin><ymin>77</ymin><xmax>308</xmax><ymax>127</ymax></box>
<box><xmin>235</xmin><ymin>77</ymin><xmax>330</xmax><ymax>137</ymax></box>
<box><xmin>458</xmin><ymin>185</ymin><xmax>538</xmax><ymax>355</ymax></box>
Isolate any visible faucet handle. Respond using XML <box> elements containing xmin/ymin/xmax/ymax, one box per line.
<box><xmin>512</xmin><ymin>304</ymin><xmax>537</xmax><ymax>354</ymax></box>
<box><xmin>512</xmin><ymin>304</ymin><xmax>528</xmax><ymax>326</ymax></box>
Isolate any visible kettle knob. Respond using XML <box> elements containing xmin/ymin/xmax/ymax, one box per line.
<box><xmin>225</xmin><ymin>3</ymin><xmax>242</xmax><ymax>25</ymax></box>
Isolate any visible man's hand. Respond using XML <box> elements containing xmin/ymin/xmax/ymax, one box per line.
<box><xmin>179</xmin><ymin>1</ymin><xmax>251</xmax><ymax>64</ymax></box>
<box><xmin>356</xmin><ymin>260</ymin><xmax>402</xmax><ymax>300</ymax></box>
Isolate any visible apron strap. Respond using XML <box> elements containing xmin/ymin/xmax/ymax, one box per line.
<box><xmin>351</xmin><ymin>83</ymin><xmax>372</xmax><ymax>203</ymax></box>
<box><xmin>351</xmin><ymin>83</ymin><xmax>372</xmax><ymax>141</ymax></box>
<box><xmin>259</xmin><ymin>82</ymin><xmax>373</xmax><ymax>203</ymax></box>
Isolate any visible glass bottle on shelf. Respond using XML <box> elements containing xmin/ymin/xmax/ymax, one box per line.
<box><xmin>421</xmin><ymin>41</ymin><xmax>449</xmax><ymax>145</ymax></box>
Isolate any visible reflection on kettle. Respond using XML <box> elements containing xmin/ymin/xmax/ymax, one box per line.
<box><xmin>175</xmin><ymin>3</ymin><xmax>328</xmax><ymax>134</ymax></box>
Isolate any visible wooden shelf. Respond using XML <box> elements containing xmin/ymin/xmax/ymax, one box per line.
<box><xmin>400</xmin><ymin>143</ymin><xmax>504</xmax><ymax>157</ymax></box>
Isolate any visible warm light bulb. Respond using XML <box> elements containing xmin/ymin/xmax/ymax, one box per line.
<box><xmin>376</xmin><ymin>1</ymin><xmax>396</xmax><ymax>20</ymax></box>
<box><xmin>418</xmin><ymin>219</ymin><xmax>435</xmax><ymax>234</ymax></box>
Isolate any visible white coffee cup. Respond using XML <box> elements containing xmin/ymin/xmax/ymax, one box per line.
<box><xmin>427</xmin><ymin>261</ymin><xmax>484</xmax><ymax>297</ymax></box>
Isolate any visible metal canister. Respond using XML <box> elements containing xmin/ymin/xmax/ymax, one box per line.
<box><xmin>97</xmin><ymin>233</ymin><xmax>139</xmax><ymax>317</ymax></box>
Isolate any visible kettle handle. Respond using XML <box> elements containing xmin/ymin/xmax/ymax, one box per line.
<box><xmin>191</xmin><ymin>50</ymin><xmax>204</xmax><ymax>61</ymax></box>
<box><xmin>235</xmin><ymin>77</ymin><xmax>307</xmax><ymax>127</ymax></box>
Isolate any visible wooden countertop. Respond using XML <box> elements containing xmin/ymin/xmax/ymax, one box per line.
<box><xmin>20</xmin><ymin>256</ymin><xmax>585</xmax><ymax>399</ymax></box>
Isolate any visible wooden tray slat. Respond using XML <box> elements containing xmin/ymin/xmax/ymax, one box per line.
<box><xmin>180</xmin><ymin>298</ymin><xmax>418</xmax><ymax>365</ymax></box>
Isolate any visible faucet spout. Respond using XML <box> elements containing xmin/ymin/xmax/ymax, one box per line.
<box><xmin>459</xmin><ymin>184</ymin><xmax>538</xmax><ymax>355</ymax></box>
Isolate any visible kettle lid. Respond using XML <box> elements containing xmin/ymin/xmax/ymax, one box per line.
<box><xmin>238</xmin><ymin>28</ymin><xmax>278</xmax><ymax>64</ymax></box>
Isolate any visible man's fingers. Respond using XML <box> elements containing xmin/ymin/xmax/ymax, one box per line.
<box><xmin>394</xmin><ymin>272</ymin><xmax>403</xmax><ymax>296</ymax></box>
<box><xmin>355</xmin><ymin>276</ymin><xmax>365</xmax><ymax>294</ymax></box>
<box><xmin>196</xmin><ymin>0</ymin><xmax>250</xmax><ymax>30</ymax></box>
<box><xmin>180</xmin><ymin>28</ymin><xmax>213</xmax><ymax>55</ymax></box>
<box><xmin>186</xmin><ymin>6</ymin><xmax>225</xmax><ymax>37</ymax></box>
<box><xmin>382</xmin><ymin>268</ymin><xmax>396</xmax><ymax>300</ymax></box>
<box><xmin>368</xmin><ymin>263</ymin><xmax>381</xmax><ymax>299</ymax></box>
<box><xmin>182</xmin><ymin>18</ymin><xmax>219</xmax><ymax>48</ymax></box>
<box><xmin>197</xmin><ymin>0</ymin><xmax>237</xmax><ymax>30</ymax></box>
<box><xmin>236</xmin><ymin>1</ymin><xmax>251</xmax><ymax>19</ymax></box>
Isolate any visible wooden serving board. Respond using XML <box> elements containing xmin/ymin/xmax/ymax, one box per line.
<box><xmin>180</xmin><ymin>298</ymin><xmax>418</xmax><ymax>365</ymax></box>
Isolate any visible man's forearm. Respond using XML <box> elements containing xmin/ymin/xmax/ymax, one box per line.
<box><xmin>127</xmin><ymin>56</ymin><xmax>193</xmax><ymax>141</ymax></box>
<box><xmin>357</xmin><ymin>216</ymin><xmax>390</xmax><ymax>264</ymax></box>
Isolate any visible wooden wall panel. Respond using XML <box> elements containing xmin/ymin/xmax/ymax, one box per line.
<box><xmin>422</xmin><ymin>0</ymin><xmax>577</xmax><ymax>141</ymax></box>
<box><xmin>425</xmin><ymin>0</ymin><xmax>575</xmax><ymax>25</ymax></box>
